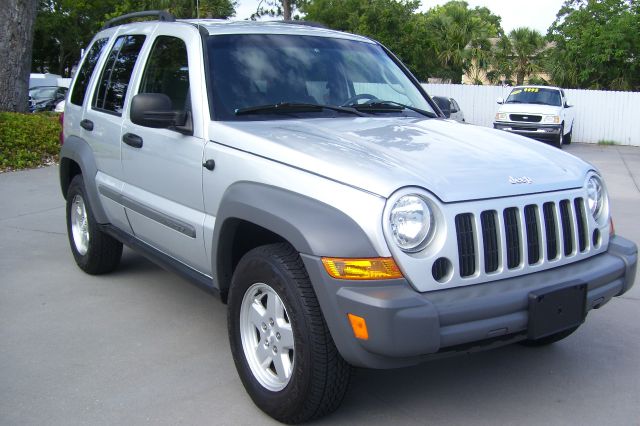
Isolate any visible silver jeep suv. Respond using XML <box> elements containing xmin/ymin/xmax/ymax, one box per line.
<box><xmin>60</xmin><ymin>11</ymin><xmax>637</xmax><ymax>423</ymax></box>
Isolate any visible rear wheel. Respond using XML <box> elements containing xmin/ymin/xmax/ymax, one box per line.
<box><xmin>228</xmin><ymin>243</ymin><xmax>350</xmax><ymax>424</ymax></box>
<box><xmin>563</xmin><ymin>127</ymin><xmax>573</xmax><ymax>145</ymax></box>
<box><xmin>66</xmin><ymin>175</ymin><xmax>122</xmax><ymax>274</ymax></box>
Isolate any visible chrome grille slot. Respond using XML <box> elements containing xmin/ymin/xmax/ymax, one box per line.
<box><xmin>503</xmin><ymin>207</ymin><xmax>521</xmax><ymax>269</ymax></box>
<box><xmin>559</xmin><ymin>199</ymin><xmax>574</xmax><ymax>256</ymax></box>
<box><xmin>480</xmin><ymin>210</ymin><xmax>499</xmax><ymax>273</ymax></box>
<box><xmin>524</xmin><ymin>205</ymin><xmax>540</xmax><ymax>265</ymax></box>
<box><xmin>455</xmin><ymin>213</ymin><xmax>476</xmax><ymax>277</ymax></box>
<box><xmin>543</xmin><ymin>202</ymin><xmax>559</xmax><ymax>260</ymax></box>
<box><xmin>575</xmin><ymin>198</ymin><xmax>588</xmax><ymax>252</ymax></box>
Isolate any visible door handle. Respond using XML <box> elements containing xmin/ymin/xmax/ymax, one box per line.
<box><xmin>80</xmin><ymin>119</ymin><xmax>94</xmax><ymax>131</ymax></box>
<box><xmin>202</xmin><ymin>159</ymin><xmax>216</xmax><ymax>171</ymax></box>
<box><xmin>122</xmin><ymin>132</ymin><xmax>143</xmax><ymax>148</ymax></box>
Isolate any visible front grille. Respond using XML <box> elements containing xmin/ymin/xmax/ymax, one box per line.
<box><xmin>503</xmin><ymin>207</ymin><xmax>521</xmax><ymax>269</ymax></box>
<box><xmin>455</xmin><ymin>213</ymin><xmax>476</xmax><ymax>277</ymax></box>
<box><xmin>510</xmin><ymin>114</ymin><xmax>542</xmax><ymax>122</ymax></box>
<box><xmin>454</xmin><ymin>198</ymin><xmax>590</xmax><ymax>277</ymax></box>
<box><xmin>480</xmin><ymin>211</ymin><xmax>499</xmax><ymax>273</ymax></box>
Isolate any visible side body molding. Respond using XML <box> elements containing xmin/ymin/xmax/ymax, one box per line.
<box><xmin>59</xmin><ymin>135</ymin><xmax>109</xmax><ymax>224</ymax></box>
<box><xmin>211</xmin><ymin>182</ymin><xmax>380</xmax><ymax>290</ymax></box>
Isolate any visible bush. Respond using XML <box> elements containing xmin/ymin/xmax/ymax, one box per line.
<box><xmin>0</xmin><ymin>112</ymin><xmax>61</xmax><ymax>172</ymax></box>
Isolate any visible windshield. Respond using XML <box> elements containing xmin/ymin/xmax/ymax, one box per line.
<box><xmin>505</xmin><ymin>87</ymin><xmax>562</xmax><ymax>106</ymax></box>
<box><xmin>29</xmin><ymin>87</ymin><xmax>59</xmax><ymax>100</ymax></box>
<box><xmin>207</xmin><ymin>34</ymin><xmax>435</xmax><ymax>120</ymax></box>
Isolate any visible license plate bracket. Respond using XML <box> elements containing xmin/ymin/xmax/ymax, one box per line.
<box><xmin>528</xmin><ymin>282</ymin><xmax>587</xmax><ymax>340</ymax></box>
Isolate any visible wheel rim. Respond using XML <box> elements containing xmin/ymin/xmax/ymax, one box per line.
<box><xmin>70</xmin><ymin>194</ymin><xmax>90</xmax><ymax>255</ymax></box>
<box><xmin>240</xmin><ymin>282</ymin><xmax>295</xmax><ymax>391</ymax></box>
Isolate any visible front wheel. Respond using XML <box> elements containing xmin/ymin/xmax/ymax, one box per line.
<box><xmin>553</xmin><ymin>125</ymin><xmax>564</xmax><ymax>149</ymax></box>
<box><xmin>563</xmin><ymin>127</ymin><xmax>573</xmax><ymax>145</ymax></box>
<box><xmin>227</xmin><ymin>243</ymin><xmax>350</xmax><ymax>424</ymax></box>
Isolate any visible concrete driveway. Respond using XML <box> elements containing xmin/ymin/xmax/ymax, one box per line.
<box><xmin>1</xmin><ymin>143</ymin><xmax>639</xmax><ymax>425</ymax></box>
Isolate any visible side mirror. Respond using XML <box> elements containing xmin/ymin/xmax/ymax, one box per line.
<box><xmin>564</xmin><ymin>102</ymin><xmax>572</xmax><ymax>108</ymax></box>
<box><xmin>130</xmin><ymin>93</ymin><xmax>192</xmax><ymax>134</ymax></box>
<box><xmin>496</xmin><ymin>97</ymin><xmax>504</xmax><ymax>104</ymax></box>
<box><xmin>432</xmin><ymin>96</ymin><xmax>451</xmax><ymax>118</ymax></box>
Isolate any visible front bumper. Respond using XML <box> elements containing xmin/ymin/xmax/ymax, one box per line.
<box><xmin>302</xmin><ymin>236</ymin><xmax>637</xmax><ymax>369</ymax></box>
<box><xmin>494</xmin><ymin>121</ymin><xmax>562</xmax><ymax>143</ymax></box>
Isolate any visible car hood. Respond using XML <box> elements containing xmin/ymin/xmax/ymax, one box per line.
<box><xmin>210</xmin><ymin>117</ymin><xmax>591</xmax><ymax>202</ymax></box>
<box><xmin>498</xmin><ymin>103</ymin><xmax>562</xmax><ymax>115</ymax></box>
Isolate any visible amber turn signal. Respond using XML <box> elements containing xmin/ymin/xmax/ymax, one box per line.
<box><xmin>610</xmin><ymin>217</ymin><xmax>615</xmax><ymax>237</ymax></box>
<box><xmin>347</xmin><ymin>313</ymin><xmax>369</xmax><ymax>340</ymax></box>
<box><xmin>321</xmin><ymin>257</ymin><xmax>403</xmax><ymax>280</ymax></box>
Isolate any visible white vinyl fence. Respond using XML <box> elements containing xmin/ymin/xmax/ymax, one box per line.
<box><xmin>422</xmin><ymin>83</ymin><xmax>640</xmax><ymax>146</ymax></box>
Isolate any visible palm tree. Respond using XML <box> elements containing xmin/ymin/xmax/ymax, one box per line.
<box><xmin>508</xmin><ymin>27</ymin><xmax>546</xmax><ymax>85</ymax></box>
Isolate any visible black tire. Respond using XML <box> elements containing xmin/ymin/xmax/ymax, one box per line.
<box><xmin>227</xmin><ymin>243</ymin><xmax>351</xmax><ymax>424</ymax></box>
<box><xmin>563</xmin><ymin>127</ymin><xmax>573</xmax><ymax>145</ymax></box>
<box><xmin>519</xmin><ymin>325</ymin><xmax>579</xmax><ymax>347</ymax></box>
<box><xmin>66</xmin><ymin>175</ymin><xmax>122</xmax><ymax>274</ymax></box>
<box><xmin>554</xmin><ymin>124</ymin><xmax>564</xmax><ymax>149</ymax></box>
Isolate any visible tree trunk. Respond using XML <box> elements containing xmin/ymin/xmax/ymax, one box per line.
<box><xmin>282</xmin><ymin>0</ymin><xmax>292</xmax><ymax>20</ymax></box>
<box><xmin>0</xmin><ymin>0</ymin><xmax>38</xmax><ymax>112</ymax></box>
<box><xmin>516</xmin><ymin>71</ymin><xmax>525</xmax><ymax>86</ymax></box>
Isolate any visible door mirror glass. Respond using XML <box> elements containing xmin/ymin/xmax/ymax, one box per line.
<box><xmin>496</xmin><ymin>97</ymin><xmax>504</xmax><ymax>104</ymax></box>
<box><xmin>130</xmin><ymin>93</ymin><xmax>185</xmax><ymax>128</ymax></box>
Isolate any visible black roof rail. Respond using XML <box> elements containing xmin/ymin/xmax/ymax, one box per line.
<box><xmin>102</xmin><ymin>10</ymin><xmax>176</xmax><ymax>30</ymax></box>
<box><xmin>279</xmin><ymin>20</ymin><xmax>327</xmax><ymax>29</ymax></box>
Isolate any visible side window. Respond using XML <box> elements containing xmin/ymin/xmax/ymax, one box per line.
<box><xmin>139</xmin><ymin>36</ymin><xmax>190</xmax><ymax>111</ymax></box>
<box><xmin>93</xmin><ymin>35</ymin><xmax>146</xmax><ymax>115</ymax></box>
<box><xmin>70</xmin><ymin>38</ymin><xmax>108</xmax><ymax>106</ymax></box>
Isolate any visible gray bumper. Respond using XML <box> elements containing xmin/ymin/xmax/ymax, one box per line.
<box><xmin>493</xmin><ymin>122</ymin><xmax>562</xmax><ymax>143</ymax></box>
<box><xmin>302</xmin><ymin>235</ymin><xmax>637</xmax><ymax>369</ymax></box>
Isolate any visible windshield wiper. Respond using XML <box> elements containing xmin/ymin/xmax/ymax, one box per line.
<box><xmin>235</xmin><ymin>102</ymin><xmax>365</xmax><ymax>116</ymax></box>
<box><xmin>346</xmin><ymin>100</ymin><xmax>436</xmax><ymax>118</ymax></box>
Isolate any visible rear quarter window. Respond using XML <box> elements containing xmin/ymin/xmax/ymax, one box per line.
<box><xmin>70</xmin><ymin>38</ymin><xmax>109</xmax><ymax>106</ymax></box>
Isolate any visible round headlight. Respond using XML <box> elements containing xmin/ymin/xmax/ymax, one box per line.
<box><xmin>586</xmin><ymin>175</ymin><xmax>604</xmax><ymax>219</ymax></box>
<box><xmin>389</xmin><ymin>195</ymin><xmax>433</xmax><ymax>252</ymax></box>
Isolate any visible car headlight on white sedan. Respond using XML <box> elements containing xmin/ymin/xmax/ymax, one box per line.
<box><xmin>389</xmin><ymin>195</ymin><xmax>435</xmax><ymax>252</ymax></box>
<box><xmin>543</xmin><ymin>115</ymin><xmax>560</xmax><ymax>124</ymax></box>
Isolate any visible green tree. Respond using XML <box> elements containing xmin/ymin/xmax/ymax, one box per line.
<box><xmin>33</xmin><ymin>0</ymin><xmax>237</xmax><ymax>77</ymax></box>
<box><xmin>252</xmin><ymin>0</ymin><xmax>300</xmax><ymax>20</ymax></box>
<box><xmin>300</xmin><ymin>0</ymin><xmax>424</xmax><ymax>77</ymax></box>
<box><xmin>547</xmin><ymin>0</ymin><xmax>639</xmax><ymax>90</ymax></box>
<box><xmin>111</xmin><ymin>0</ymin><xmax>237</xmax><ymax>19</ymax></box>
<box><xmin>420</xmin><ymin>1</ymin><xmax>501</xmax><ymax>83</ymax></box>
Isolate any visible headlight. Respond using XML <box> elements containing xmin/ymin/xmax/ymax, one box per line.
<box><xmin>389</xmin><ymin>195</ymin><xmax>433</xmax><ymax>252</ymax></box>
<box><xmin>543</xmin><ymin>115</ymin><xmax>560</xmax><ymax>124</ymax></box>
<box><xmin>586</xmin><ymin>175</ymin><xmax>605</xmax><ymax>219</ymax></box>
<box><xmin>495</xmin><ymin>112</ymin><xmax>508</xmax><ymax>121</ymax></box>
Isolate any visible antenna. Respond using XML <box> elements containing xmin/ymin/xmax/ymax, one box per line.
<box><xmin>197</xmin><ymin>0</ymin><xmax>200</xmax><ymax>19</ymax></box>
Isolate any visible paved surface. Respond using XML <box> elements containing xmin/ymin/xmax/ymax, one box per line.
<box><xmin>1</xmin><ymin>143</ymin><xmax>639</xmax><ymax>425</ymax></box>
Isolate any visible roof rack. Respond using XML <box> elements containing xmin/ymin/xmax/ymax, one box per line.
<box><xmin>279</xmin><ymin>20</ymin><xmax>327</xmax><ymax>29</ymax></box>
<box><xmin>102</xmin><ymin>10</ymin><xmax>176</xmax><ymax>30</ymax></box>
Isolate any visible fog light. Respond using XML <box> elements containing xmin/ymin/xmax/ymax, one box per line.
<box><xmin>347</xmin><ymin>313</ymin><xmax>369</xmax><ymax>340</ymax></box>
<box><xmin>321</xmin><ymin>257</ymin><xmax>403</xmax><ymax>280</ymax></box>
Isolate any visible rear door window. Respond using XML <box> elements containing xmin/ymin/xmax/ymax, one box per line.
<box><xmin>70</xmin><ymin>38</ymin><xmax>108</xmax><ymax>106</ymax></box>
<box><xmin>93</xmin><ymin>35</ymin><xmax>146</xmax><ymax>115</ymax></box>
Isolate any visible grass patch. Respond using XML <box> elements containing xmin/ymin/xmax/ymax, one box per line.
<box><xmin>597</xmin><ymin>139</ymin><xmax>618</xmax><ymax>146</ymax></box>
<box><xmin>0</xmin><ymin>112</ymin><xmax>61</xmax><ymax>172</ymax></box>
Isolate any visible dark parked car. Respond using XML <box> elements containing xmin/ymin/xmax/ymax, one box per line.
<box><xmin>28</xmin><ymin>86</ymin><xmax>68</xmax><ymax>112</ymax></box>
